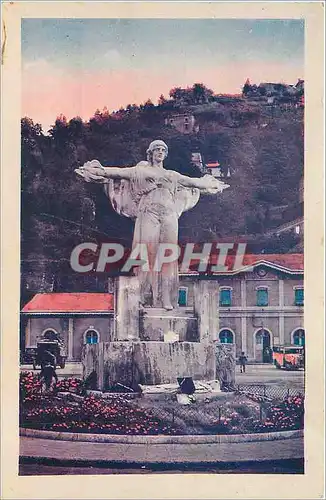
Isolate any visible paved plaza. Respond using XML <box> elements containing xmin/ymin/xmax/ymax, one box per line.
<box><xmin>19</xmin><ymin>435</ymin><xmax>304</xmax><ymax>475</ymax></box>
<box><xmin>235</xmin><ymin>363</ymin><xmax>304</xmax><ymax>392</ymax></box>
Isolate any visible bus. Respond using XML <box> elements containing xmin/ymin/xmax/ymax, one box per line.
<box><xmin>272</xmin><ymin>345</ymin><xmax>304</xmax><ymax>370</ymax></box>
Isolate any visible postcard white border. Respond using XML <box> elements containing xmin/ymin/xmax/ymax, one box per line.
<box><xmin>1</xmin><ymin>2</ymin><xmax>324</xmax><ymax>499</ymax></box>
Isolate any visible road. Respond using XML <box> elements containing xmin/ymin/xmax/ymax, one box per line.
<box><xmin>20</xmin><ymin>362</ymin><xmax>83</xmax><ymax>378</ymax></box>
<box><xmin>235</xmin><ymin>364</ymin><xmax>305</xmax><ymax>391</ymax></box>
<box><xmin>19</xmin><ymin>458</ymin><xmax>304</xmax><ymax>475</ymax></box>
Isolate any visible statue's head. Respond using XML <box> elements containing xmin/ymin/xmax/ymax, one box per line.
<box><xmin>146</xmin><ymin>140</ymin><xmax>168</xmax><ymax>164</ymax></box>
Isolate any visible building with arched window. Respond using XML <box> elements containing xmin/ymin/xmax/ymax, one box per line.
<box><xmin>21</xmin><ymin>293</ymin><xmax>114</xmax><ymax>362</ymax></box>
<box><xmin>21</xmin><ymin>254</ymin><xmax>303</xmax><ymax>363</ymax></box>
<box><xmin>178</xmin><ymin>253</ymin><xmax>304</xmax><ymax>361</ymax></box>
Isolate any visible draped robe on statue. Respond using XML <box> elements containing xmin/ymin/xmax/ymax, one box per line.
<box><xmin>104</xmin><ymin>162</ymin><xmax>200</xmax><ymax>308</ymax></box>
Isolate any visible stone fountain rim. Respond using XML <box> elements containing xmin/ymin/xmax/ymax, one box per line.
<box><xmin>20</xmin><ymin>426</ymin><xmax>303</xmax><ymax>444</ymax></box>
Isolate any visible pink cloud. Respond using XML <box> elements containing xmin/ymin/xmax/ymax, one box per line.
<box><xmin>22</xmin><ymin>60</ymin><xmax>303</xmax><ymax>132</ymax></box>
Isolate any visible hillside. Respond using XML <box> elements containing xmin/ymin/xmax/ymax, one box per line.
<box><xmin>21</xmin><ymin>96</ymin><xmax>304</xmax><ymax>299</ymax></box>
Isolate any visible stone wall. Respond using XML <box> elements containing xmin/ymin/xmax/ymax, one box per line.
<box><xmin>140</xmin><ymin>310</ymin><xmax>198</xmax><ymax>342</ymax></box>
<box><xmin>82</xmin><ymin>341</ymin><xmax>216</xmax><ymax>390</ymax></box>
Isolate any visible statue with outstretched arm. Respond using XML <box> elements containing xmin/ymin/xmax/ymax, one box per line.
<box><xmin>75</xmin><ymin>140</ymin><xmax>229</xmax><ymax>310</ymax></box>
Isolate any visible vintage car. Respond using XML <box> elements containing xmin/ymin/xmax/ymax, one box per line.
<box><xmin>272</xmin><ymin>345</ymin><xmax>304</xmax><ymax>370</ymax></box>
<box><xmin>25</xmin><ymin>339</ymin><xmax>67</xmax><ymax>369</ymax></box>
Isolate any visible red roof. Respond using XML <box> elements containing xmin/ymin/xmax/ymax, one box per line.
<box><xmin>240</xmin><ymin>253</ymin><xmax>304</xmax><ymax>271</ymax></box>
<box><xmin>206</xmin><ymin>162</ymin><xmax>220</xmax><ymax>168</ymax></box>
<box><xmin>182</xmin><ymin>253</ymin><xmax>304</xmax><ymax>273</ymax></box>
<box><xmin>22</xmin><ymin>293</ymin><xmax>114</xmax><ymax>313</ymax></box>
<box><xmin>22</xmin><ymin>254</ymin><xmax>303</xmax><ymax>312</ymax></box>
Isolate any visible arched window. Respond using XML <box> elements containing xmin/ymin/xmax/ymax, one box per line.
<box><xmin>219</xmin><ymin>329</ymin><xmax>234</xmax><ymax>344</ymax></box>
<box><xmin>43</xmin><ymin>329</ymin><xmax>59</xmax><ymax>341</ymax></box>
<box><xmin>85</xmin><ymin>330</ymin><xmax>99</xmax><ymax>345</ymax></box>
<box><xmin>293</xmin><ymin>329</ymin><xmax>305</xmax><ymax>346</ymax></box>
<box><xmin>255</xmin><ymin>329</ymin><xmax>271</xmax><ymax>345</ymax></box>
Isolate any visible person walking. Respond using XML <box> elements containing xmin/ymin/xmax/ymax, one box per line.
<box><xmin>239</xmin><ymin>352</ymin><xmax>248</xmax><ymax>373</ymax></box>
<box><xmin>263</xmin><ymin>346</ymin><xmax>272</xmax><ymax>363</ymax></box>
<box><xmin>41</xmin><ymin>349</ymin><xmax>56</xmax><ymax>370</ymax></box>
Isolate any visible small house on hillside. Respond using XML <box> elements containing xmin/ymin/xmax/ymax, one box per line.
<box><xmin>205</xmin><ymin>161</ymin><xmax>231</xmax><ymax>178</ymax></box>
<box><xmin>165</xmin><ymin>114</ymin><xmax>198</xmax><ymax>134</ymax></box>
<box><xmin>243</xmin><ymin>79</ymin><xmax>304</xmax><ymax>104</ymax></box>
<box><xmin>191</xmin><ymin>152</ymin><xmax>204</xmax><ymax>171</ymax></box>
<box><xmin>190</xmin><ymin>152</ymin><xmax>231</xmax><ymax>178</ymax></box>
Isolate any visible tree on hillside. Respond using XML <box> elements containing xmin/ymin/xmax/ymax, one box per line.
<box><xmin>20</xmin><ymin>95</ymin><xmax>304</xmax><ymax>295</ymax></box>
<box><xmin>169</xmin><ymin>84</ymin><xmax>214</xmax><ymax>105</ymax></box>
<box><xmin>169</xmin><ymin>87</ymin><xmax>184</xmax><ymax>101</ymax></box>
<box><xmin>158</xmin><ymin>94</ymin><xmax>168</xmax><ymax>106</ymax></box>
<box><xmin>192</xmin><ymin>83</ymin><xmax>214</xmax><ymax>104</ymax></box>
<box><xmin>242</xmin><ymin>78</ymin><xmax>251</xmax><ymax>96</ymax></box>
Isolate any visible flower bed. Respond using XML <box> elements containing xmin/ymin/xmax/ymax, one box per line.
<box><xmin>20</xmin><ymin>372</ymin><xmax>178</xmax><ymax>435</ymax></box>
<box><xmin>247</xmin><ymin>396</ymin><xmax>304</xmax><ymax>433</ymax></box>
<box><xmin>56</xmin><ymin>377</ymin><xmax>85</xmax><ymax>395</ymax></box>
<box><xmin>20</xmin><ymin>372</ymin><xmax>304</xmax><ymax>436</ymax></box>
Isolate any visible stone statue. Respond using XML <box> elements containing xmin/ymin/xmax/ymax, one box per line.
<box><xmin>75</xmin><ymin>140</ymin><xmax>229</xmax><ymax>310</ymax></box>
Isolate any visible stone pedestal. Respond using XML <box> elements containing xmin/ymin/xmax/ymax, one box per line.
<box><xmin>82</xmin><ymin>276</ymin><xmax>231</xmax><ymax>391</ymax></box>
<box><xmin>83</xmin><ymin>341</ymin><xmax>216</xmax><ymax>390</ymax></box>
<box><xmin>194</xmin><ymin>281</ymin><xmax>219</xmax><ymax>343</ymax></box>
<box><xmin>140</xmin><ymin>308</ymin><xmax>198</xmax><ymax>341</ymax></box>
<box><xmin>83</xmin><ymin>342</ymin><xmax>236</xmax><ymax>391</ymax></box>
<box><xmin>114</xmin><ymin>276</ymin><xmax>140</xmax><ymax>340</ymax></box>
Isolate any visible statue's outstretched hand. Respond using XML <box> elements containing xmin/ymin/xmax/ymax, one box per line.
<box><xmin>202</xmin><ymin>175</ymin><xmax>230</xmax><ymax>194</ymax></box>
<box><xmin>75</xmin><ymin>160</ymin><xmax>107</xmax><ymax>183</ymax></box>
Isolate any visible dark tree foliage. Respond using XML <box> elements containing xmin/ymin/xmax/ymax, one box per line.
<box><xmin>21</xmin><ymin>93</ymin><xmax>303</xmax><ymax>295</ymax></box>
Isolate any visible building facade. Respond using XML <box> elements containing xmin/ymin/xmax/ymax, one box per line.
<box><xmin>21</xmin><ymin>255</ymin><xmax>304</xmax><ymax>364</ymax></box>
<box><xmin>21</xmin><ymin>293</ymin><xmax>115</xmax><ymax>362</ymax></box>
<box><xmin>179</xmin><ymin>254</ymin><xmax>304</xmax><ymax>362</ymax></box>
<box><xmin>165</xmin><ymin>113</ymin><xmax>197</xmax><ymax>134</ymax></box>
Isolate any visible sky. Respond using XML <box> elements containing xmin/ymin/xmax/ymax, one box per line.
<box><xmin>22</xmin><ymin>19</ymin><xmax>304</xmax><ymax>132</ymax></box>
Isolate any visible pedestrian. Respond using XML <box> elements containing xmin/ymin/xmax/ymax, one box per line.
<box><xmin>39</xmin><ymin>361</ymin><xmax>58</xmax><ymax>394</ymax></box>
<box><xmin>264</xmin><ymin>346</ymin><xmax>272</xmax><ymax>363</ymax></box>
<box><xmin>238</xmin><ymin>352</ymin><xmax>248</xmax><ymax>373</ymax></box>
<box><xmin>41</xmin><ymin>349</ymin><xmax>56</xmax><ymax>370</ymax></box>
